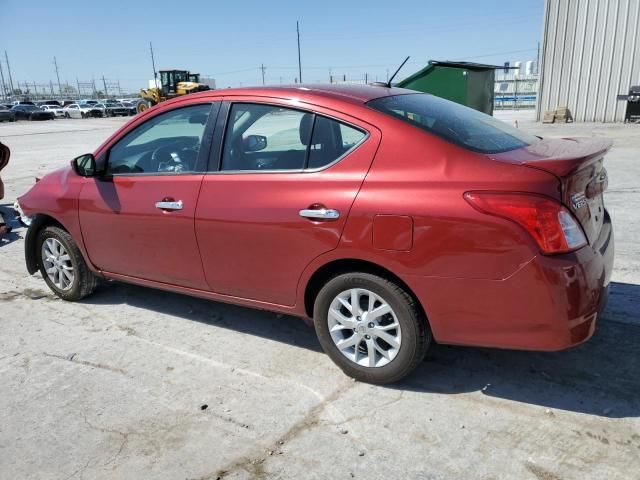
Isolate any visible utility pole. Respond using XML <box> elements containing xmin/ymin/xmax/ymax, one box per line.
<box><xmin>296</xmin><ymin>21</ymin><xmax>302</xmax><ymax>84</ymax></box>
<box><xmin>102</xmin><ymin>75</ymin><xmax>108</xmax><ymax>98</ymax></box>
<box><xmin>53</xmin><ymin>56</ymin><xmax>62</xmax><ymax>98</ymax></box>
<box><xmin>260</xmin><ymin>64</ymin><xmax>266</xmax><ymax>85</ymax></box>
<box><xmin>0</xmin><ymin>60</ymin><xmax>7</xmax><ymax>100</ymax></box>
<box><xmin>4</xmin><ymin>50</ymin><xmax>15</xmax><ymax>95</ymax></box>
<box><xmin>149</xmin><ymin>42</ymin><xmax>158</xmax><ymax>88</ymax></box>
<box><xmin>76</xmin><ymin>78</ymin><xmax>81</xmax><ymax>99</ymax></box>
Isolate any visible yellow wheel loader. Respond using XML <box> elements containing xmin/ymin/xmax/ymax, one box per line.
<box><xmin>137</xmin><ymin>70</ymin><xmax>210</xmax><ymax>113</ymax></box>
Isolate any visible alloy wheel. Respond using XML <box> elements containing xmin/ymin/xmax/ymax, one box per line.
<box><xmin>41</xmin><ymin>238</ymin><xmax>75</xmax><ymax>291</ymax></box>
<box><xmin>327</xmin><ymin>288</ymin><xmax>402</xmax><ymax>368</ymax></box>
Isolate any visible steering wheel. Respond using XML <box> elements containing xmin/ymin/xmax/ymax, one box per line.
<box><xmin>151</xmin><ymin>145</ymin><xmax>195</xmax><ymax>172</ymax></box>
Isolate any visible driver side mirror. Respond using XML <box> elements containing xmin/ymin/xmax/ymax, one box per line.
<box><xmin>71</xmin><ymin>153</ymin><xmax>99</xmax><ymax>177</ymax></box>
<box><xmin>243</xmin><ymin>134</ymin><xmax>267</xmax><ymax>152</ymax></box>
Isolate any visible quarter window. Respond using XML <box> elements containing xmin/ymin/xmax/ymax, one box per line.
<box><xmin>307</xmin><ymin>116</ymin><xmax>366</xmax><ymax>170</ymax></box>
<box><xmin>106</xmin><ymin>104</ymin><xmax>211</xmax><ymax>175</ymax></box>
<box><xmin>221</xmin><ymin>103</ymin><xmax>367</xmax><ymax>172</ymax></box>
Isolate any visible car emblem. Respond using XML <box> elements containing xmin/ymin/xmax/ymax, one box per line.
<box><xmin>571</xmin><ymin>193</ymin><xmax>587</xmax><ymax>209</ymax></box>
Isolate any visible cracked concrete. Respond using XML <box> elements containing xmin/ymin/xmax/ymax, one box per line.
<box><xmin>1</xmin><ymin>117</ymin><xmax>640</xmax><ymax>479</ymax></box>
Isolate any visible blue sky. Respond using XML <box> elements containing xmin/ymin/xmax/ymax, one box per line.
<box><xmin>0</xmin><ymin>0</ymin><xmax>543</xmax><ymax>92</ymax></box>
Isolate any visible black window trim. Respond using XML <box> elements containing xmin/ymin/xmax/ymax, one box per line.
<box><xmin>206</xmin><ymin>100</ymin><xmax>370</xmax><ymax>175</ymax></box>
<box><xmin>102</xmin><ymin>102</ymin><xmax>220</xmax><ymax>178</ymax></box>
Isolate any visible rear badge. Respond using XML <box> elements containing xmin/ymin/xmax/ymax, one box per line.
<box><xmin>571</xmin><ymin>193</ymin><xmax>587</xmax><ymax>209</ymax></box>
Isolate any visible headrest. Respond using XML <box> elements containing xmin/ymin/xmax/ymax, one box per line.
<box><xmin>299</xmin><ymin>113</ymin><xmax>313</xmax><ymax>145</ymax></box>
<box><xmin>299</xmin><ymin>114</ymin><xmax>335</xmax><ymax>147</ymax></box>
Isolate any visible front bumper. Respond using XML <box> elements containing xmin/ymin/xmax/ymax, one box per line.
<box><xmin>405</xmin><ymin>211</ymin><xmax>614</xmax><ymax>351</ymax></box>
<box><xmin>13</xmin><ymin>200</ymin><xmax>34</xmax><ymax>226</ymax></box>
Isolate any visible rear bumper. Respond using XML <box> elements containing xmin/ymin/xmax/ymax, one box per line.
<box><xmin>405</xmin><ymin>211</ymin><xmax>614</xmax><ymax>351</ymax></box>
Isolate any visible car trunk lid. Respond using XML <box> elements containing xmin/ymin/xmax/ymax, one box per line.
<box><xmin>489</xmin><ymin>137</ymin><xmax>612</xmax><ymax>245</ymax></box>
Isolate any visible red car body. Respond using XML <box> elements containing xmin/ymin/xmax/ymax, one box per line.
<box><xmin>18</xmin><ymin>85</ymin><xmax>614</xmax><ymax>351</ymax></box>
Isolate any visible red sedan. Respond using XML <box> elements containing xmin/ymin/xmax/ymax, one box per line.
<box><xmin>16</xmin><ymin>85</ymin><xmax>614</xmax><ymax>384</ymax></box>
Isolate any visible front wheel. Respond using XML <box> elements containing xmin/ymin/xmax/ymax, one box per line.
<box><xmin>313</xmin><ymin>272</ymin><xmax>431</xmax><ymax>384</ymax></box>
<box><xmin>36</xmin><ymin>226</ymin><xmax>97</xmax><ymax>301</ymax></box>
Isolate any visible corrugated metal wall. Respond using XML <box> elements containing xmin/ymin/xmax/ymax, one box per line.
<box><xmin>537</xmin><ymin>0</ymin><xmax>640</xmax><ymax>122</ymax></box>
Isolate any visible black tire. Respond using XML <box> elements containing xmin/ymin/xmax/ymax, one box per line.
<box><xmin>313</xmin><ymin>272</ymin><xmax>431</xmax><ymax>384</ymax></box>
<box><xmin>36</xmin><ymin>226</ymin><xmax>97</xmax><ymax>301</ymax></box>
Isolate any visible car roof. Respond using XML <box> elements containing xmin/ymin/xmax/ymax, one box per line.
<box><xmin>187</xmin><ymin>84</ymin><xmax>416</xmax><ymax>105</ymax></box>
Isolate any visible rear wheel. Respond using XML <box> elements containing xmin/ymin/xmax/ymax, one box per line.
<box><xmin>37</xmin><ymin>226</ymin><xmax>97</xmax><ymax>301</ymax></box>
<box><xmin>313</xmin><ymin>272</ymin><xmax>431</xmax><ymax>384</ymax></box>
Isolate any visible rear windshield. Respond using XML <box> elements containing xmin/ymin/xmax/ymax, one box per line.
<box><xmin>367</xmin><ymin>93</ymin><xmax>538</xmax><ymax>154</ymax></box>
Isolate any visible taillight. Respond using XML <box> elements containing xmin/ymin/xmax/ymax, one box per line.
<box><xmin>464</xmin><ymin>192</ymin><xmax>587</xmax><ymax>255</ymax></box>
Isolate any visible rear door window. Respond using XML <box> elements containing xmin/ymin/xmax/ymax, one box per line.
<box><xmin>368</xmin><ymin>93</ymin><xmax>539</xmax><ymax>154</ymax></box>
<box><xmin>221</xmin><ymin>103</ymin><xmax>367</xmax><ymax>172</ymax></box>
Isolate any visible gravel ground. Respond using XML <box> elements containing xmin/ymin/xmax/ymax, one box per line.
<box><xmin>1</xmin><ymin>116</ymin><xmax>639</xmax><ymax>480</ymax></box>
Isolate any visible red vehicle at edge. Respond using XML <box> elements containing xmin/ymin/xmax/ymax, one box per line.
<box><xmin>16</xmin><ymin>85</ymin><xmax>614</xmax><ymax>383</ymax></box>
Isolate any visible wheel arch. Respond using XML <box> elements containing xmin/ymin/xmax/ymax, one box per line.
<box><xmin>303</xmin><ymin>258</ymin><xmax>427</xmax><ymax>322</ymax></box>
<box><xmin>25</xmin><ymin>214</ymin><xmax>67</xmax><ymax>274</ymax></box>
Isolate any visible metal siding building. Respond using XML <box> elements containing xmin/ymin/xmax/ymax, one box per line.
<box><xmin>537</xmin><ymin>0</ymin><xmax>640</xmax><ymax>122</ymax></box>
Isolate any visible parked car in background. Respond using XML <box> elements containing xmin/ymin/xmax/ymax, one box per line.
<box><xmin>95</xmin><ymin>102</ymin><xmax>129</xmax><ymax>117</ymax></box>
<box><xmin>120</xmin><ymin>101</ymin><xmax>137</xmax><ymax>116</ymax></box>
<box><xmin>12</xmin><ymin>100</ymin><xmax>36</xmax><ymax>106</ymax></box>
<box><xmin>91</xmin><ymin>104</ymin><xmax>106</xmax><ymax>117</ymax></box>
<box><xmin>64</xmin><ymin>104</ymin><xmax>101</xmax><ymax>119</ymax></box>
<box><xmin>16</xmin><ymin>85</ymin><xmax>614</xmax><ymax>384</ymax></box>
<box><xmin>35</xmin><ymin>100</ymin><xmax>63</xmax><ymax>107</ymax></box>
<box><xmin>0</xmin><ymin>105</ymin><xmax>16</xmax><ymax>122</ymax></box>
<box><xmin>41</xmin><ymin>105</ymin><xmax>65</xmax><ymax>118</ymax></box>
<box><xmin>11</xmin><ymin>104</ymin><xmax>55</xmax><ymax>120</ymax></box>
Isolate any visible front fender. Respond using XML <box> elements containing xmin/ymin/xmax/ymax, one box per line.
<box><xmin>24</xmin><ymin>215</ymin><xmax>54</xmax><ymax>274</ymax></box>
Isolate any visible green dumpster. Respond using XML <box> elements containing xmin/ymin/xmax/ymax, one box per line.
<box><xmin>396</xmin><ymin>60</ymin><xmax>499</xmax><ymax>115</ymax></box>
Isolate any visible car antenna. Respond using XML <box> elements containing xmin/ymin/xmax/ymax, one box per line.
<box><xmin>385</xmin><ymin>56</ymin><xmax>410</xmax><ymax>88</ymax></box>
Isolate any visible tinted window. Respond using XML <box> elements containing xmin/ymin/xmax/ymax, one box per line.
<box><xmin>368</xmin><ymin>94</ymin><xmax>538</xmax><ymax>154</ymax></box>
<box><xmin>221</xmin><ymin>103</ymin><xmax>367</xmax><ymax>172</ymax></box>
<box><xmin>221</xmin><ymin>103</ymin><xmax>309</xmax><ymax>171</ymax></box>
<box><xmin>308</xmin><ymin>116</ymin><xmax>366</xmax><ymax>169</ymax></box>
<box><xmin>106</xmin><ymin>104</ymin><xmax>211</xmax><ymax>175</ymax></box>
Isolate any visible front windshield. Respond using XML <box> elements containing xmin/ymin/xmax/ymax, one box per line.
<box><xmin>368</xmin><ymin>93</ymin><xmax>539</xmax><ymax>154</ymax></box>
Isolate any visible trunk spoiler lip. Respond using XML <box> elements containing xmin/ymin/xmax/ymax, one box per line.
<box><xmin>487</xmin><ymin>137</ymin><xmax>613</xmax><ymax>178</ymax></box>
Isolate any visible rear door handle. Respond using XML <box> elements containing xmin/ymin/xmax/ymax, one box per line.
<box><xmin>299</xmin><ymin>208</ymin><xmax>340</xmax><ymax>220</ymax></box>
<box><xmin>155</xmin><ymin>200</ymin><xmax>183</xmax><ymax>211</ymax></box>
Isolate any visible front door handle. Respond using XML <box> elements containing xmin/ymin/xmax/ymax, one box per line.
<box><xmin>299</xmin><ymin>208</ymin><xmax>340</xmax><ymax>220</ymax></box>
<box><xmin>155</xmin><ymin>200</ymin><xmax>183</xmax><ymax>211</ymax></box>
